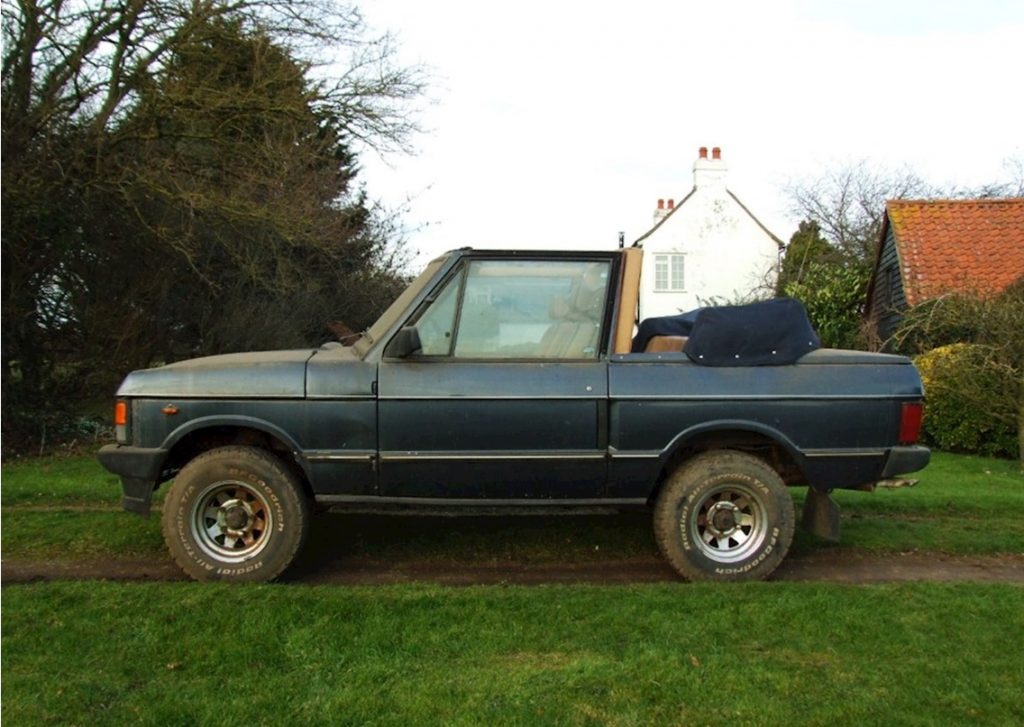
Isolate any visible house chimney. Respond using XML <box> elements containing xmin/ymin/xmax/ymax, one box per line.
<box><xmin>693</xmin><ymin>145</ymin><xmax>727</xmax><ymax>192</ymax></box>
<box><xmin>654</xmin><ymin>198</ymin><xmax>670</xmax><ymax>223</ymax></box>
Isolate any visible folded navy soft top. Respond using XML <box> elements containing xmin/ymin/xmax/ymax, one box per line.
<box><xmin>631</xmin><ymin>298</ymin><xmax>821</xmax><ymax>366</ymax></box>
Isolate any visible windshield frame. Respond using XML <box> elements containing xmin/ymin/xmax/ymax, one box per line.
<box><xmin>352</xmin><ymin>253</ymin><xmax>453</xmax><ymax>359</ymax></box>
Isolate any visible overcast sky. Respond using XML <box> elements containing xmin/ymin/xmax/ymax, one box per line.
<box><xmin>357</xmin><ymin>0</ymin><xmax>1024</xmax><ymax>266</ymax></box>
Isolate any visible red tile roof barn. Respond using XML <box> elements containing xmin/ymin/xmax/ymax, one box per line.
<box><xmin>885</xmin><ymin>198</ymin><xmax>1024</xmax><ymax>306</ymax></box>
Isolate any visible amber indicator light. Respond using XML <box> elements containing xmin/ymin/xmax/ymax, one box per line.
<box><xmin>114</xmin><ymin>401</ymin><xmax>128</xmax><ymax>426</ymax></box>
<box><xmin>162</xmin><ymin>404</ymin><xmax>180</xmax><ymax>416</ymax></box>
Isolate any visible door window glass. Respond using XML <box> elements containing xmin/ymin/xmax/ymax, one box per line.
<box><xmin>453</xmin><ymin>260</ymin><xmax>610</xmax><ymax>359</ymax></box>
<box><xmin>412</xmin><ymin>271</ymin><xmax>461</xmax><ymax>355</ymax></box>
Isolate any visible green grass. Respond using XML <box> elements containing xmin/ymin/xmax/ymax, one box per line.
<box><xmin>2</xmin><ymin>451</ymin><xmax>1022</xmax><ymax>562</ymax></box>
<box><xmin>793</xmin><ymin>452</ymin><xmax>1024</xmax><ymax>555</ymax></box>
<box><xmin>3</xmin><ymin>581</ymin><xmax>1023</xmax><ymax>726</ymax></box>
<box><xmin>830</xmin><ymin>451</ymin><xmax>1023</xmax><ymax>515</ymax></box>
<box><xmin>1</xmin><ymin>453</ymin><xmax>123</xmax><ymax>506</ymax></box>
<box><xmin>0</xmin><ymin>510</ymin><xmax>167</xmax><ymax>559</ymax></box>
<box><xmin>3</xmin><ymin>455</ymin><xmax>1022</xmax><ymax>725</ymax></box>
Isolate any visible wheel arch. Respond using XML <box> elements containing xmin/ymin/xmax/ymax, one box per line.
<box><xmin>649</xmin><ymin>420</ymin><xmax>807</xmax><ymax>504</ymax></box>
<box><xmin>160</xmin><ymin>416</ymin><xmax>314</xmax><ymax>499</ymax></box>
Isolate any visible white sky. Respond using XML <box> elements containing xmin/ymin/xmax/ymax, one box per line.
<box><xmin>357</xmin><ymin>0</ymin><xmax>1024</xmax><ymax>267</ymax></box>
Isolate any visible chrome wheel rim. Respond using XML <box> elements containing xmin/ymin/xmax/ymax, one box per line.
<box><xmin>191</xmin><ymin>481</ymin><xmax>273</xmax><ymax>562</ymax></box>
<box><xmin>686</xmin><ymin>483</ymin><xmax>768</xmax><ymax>563</ymax></box>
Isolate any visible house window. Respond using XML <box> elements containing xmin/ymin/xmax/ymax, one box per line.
<box><xmin>654</xmin><ymin>254</ymin><xmax>685</xmax><ymax>291</ymax></box>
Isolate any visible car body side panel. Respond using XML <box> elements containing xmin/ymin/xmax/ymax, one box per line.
<box><xmin>132</xmin><ymin>398</ymin><xmax>379</xmax><ymax>496</ymax></box>
<box><xmin>607</xmin><ymin>354</ymin><xmax>923</xmax><ymax>495</ymax></box>
<box><xmin>377</xmin><ymin>361</ymin><xmax>607</xmax><ymax>498</ymax></box>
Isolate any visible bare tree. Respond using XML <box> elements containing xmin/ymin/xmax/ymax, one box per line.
<box><xmin>785</xmin><ymin>157</ymin><xmax>1024</xmax><ymax>265</ymax></box>
<box><xmin>784</xmin><ymin>161</ymin><xmax>933</xmax><ymax>264</ymax></box>
<box><xmin>1</xmin><ymin>0</ymin><xmax>423</xmax><ymax>154</ymax></box>
<box><xmin>1</xmin><ymin>1</ymin><xmax>424</xmax><ymax>453</ymax></box>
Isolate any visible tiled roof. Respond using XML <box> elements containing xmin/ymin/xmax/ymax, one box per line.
<box><xmin>887</xmin><ymin>198</ymin><xmax>1024</xmax><ymax>306</ymax></box>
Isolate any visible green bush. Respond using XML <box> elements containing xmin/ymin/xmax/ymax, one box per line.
<box><xmin>782</xmin><ymin>261</ymin><xmax>870</xmax><ymax>350</ymax></box>
<box><xmin>914</xmin><ymin>344</ymin><xmax>1019</xmax><ymax>458</ymax></box>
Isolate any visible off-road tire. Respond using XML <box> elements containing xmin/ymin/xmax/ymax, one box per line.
<box><xmin>653</xmin><ymin>450</ymin><xmax>794</xmax><ymax>581</ymax></box>
<box><xmin>162</xmin><ymin>446</ymin><xmax>310</xmax><ymax>582</ymax></box>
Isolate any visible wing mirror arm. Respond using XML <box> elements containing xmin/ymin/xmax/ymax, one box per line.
<box><xmin>384</xmin><ymin>326</ymin><xmax>422</xmax><ymax>358</ymax></box>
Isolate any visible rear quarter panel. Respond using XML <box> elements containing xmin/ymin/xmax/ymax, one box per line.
<box><xmin>607</xmin><ymin>351</ymin><xmax>922</xmax><ymax>496</ymax></box>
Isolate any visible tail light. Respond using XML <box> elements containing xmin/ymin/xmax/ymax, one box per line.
<box><xmin>114</xmin><ymin>400</ymin><xmax>130</xmax><ymax>444</ymax></box>
<box><xmin>899</xmin><ymin>402</ymin><xmax>923</xmax><ymax>445</ymax></box>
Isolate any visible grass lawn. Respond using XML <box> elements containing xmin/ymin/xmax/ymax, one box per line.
<box><xmin>3</xmin><ymin>451</ymin><xmax>1021</xmax><ymax>563</ymax></box>
<box><xmin>3</xmin><ymin>581</ymin><xmax>1023</xmax><ymax>726</ymax></box>
<box><xmin>1</xmin><ymin>453</ymin><xmax>126</xmax><ymax>505</ymax></box>
<box><xmin>2</xmin><ymin>452</ymin><xmax>1022</xmax><ymax>725</ymax></box>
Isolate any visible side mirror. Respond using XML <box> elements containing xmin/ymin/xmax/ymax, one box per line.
<box><xmin>384</xmin><ymin>326</ymin><xmax>422</xmax><ymax>358</ymax></box>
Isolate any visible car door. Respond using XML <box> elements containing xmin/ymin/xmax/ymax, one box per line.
<box><xmin>377</xmin><ymin>255</ymin><xmax>614</xmax><ymax>499</ymax></box>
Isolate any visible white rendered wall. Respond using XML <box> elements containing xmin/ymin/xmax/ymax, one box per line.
<box><xmin>638</xmin><ymin>189</ymin><xmax>780</xmax><ymax>321</ymax></box>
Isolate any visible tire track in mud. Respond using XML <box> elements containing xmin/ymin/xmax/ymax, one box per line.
<box><xmin>3</xmin><ymin>552</ymin><xmax>1023</xmax><ymax>586</ymax></box>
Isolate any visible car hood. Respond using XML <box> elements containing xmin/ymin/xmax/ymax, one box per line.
<box><xmin>117</xmin><ymin>349</ymin><xmax>320</xmax><ymax>398</ymax></box>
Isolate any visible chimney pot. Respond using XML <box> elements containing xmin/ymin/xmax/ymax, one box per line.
<box><xmin>657</xmin><ymin>198</ymin><xmax>665</xmax><ymax>210</ymax></box>
<box><xmin>698</xmin><ymin>146</ymin><xmax>708</xmax><ymax>159</ymax></box>
<box><xmin>712</xmin><ymin>147</ymin><xmax>721</xmax><ymax>160</ymax></box>
<box><xmin>667</xmin><ymin>199</ymin><xmax>675</xmax><ymax>209</ymax></box>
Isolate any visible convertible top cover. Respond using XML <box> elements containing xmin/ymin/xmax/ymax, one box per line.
<box><xmin>633</xmin><ymin>298</ymin><xmax>821</xmax><ymax>366</ymax></box>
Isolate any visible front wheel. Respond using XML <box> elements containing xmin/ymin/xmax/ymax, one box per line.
<box><xmin>654</xmin><ymin>450</ymin><xmax>794</xmax><ymax>581</ymax></box>
<box><xmin>162</xmin><ymin>446</ymin><xmax>310</xmax><ymax>582</ymax></box>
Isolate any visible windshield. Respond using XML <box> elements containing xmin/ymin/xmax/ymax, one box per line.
<box><xmin>352</xmin><ymin>253</ymin><xmax>452</xmax><ymax>357</ymax></box>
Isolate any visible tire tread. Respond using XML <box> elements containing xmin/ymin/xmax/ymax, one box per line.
<box><xmin>653</xmin><ymin>450</ymin><xmax>794</xmax><ymax>581</ymax></box>
<box><xmin>161</xmin><ymin>446</ymin><xmax>310</xmax><ymax>582</ymax></box>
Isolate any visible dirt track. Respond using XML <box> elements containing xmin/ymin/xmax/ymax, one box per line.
<box><xmin>4</xmin><ymin>551</ymin><xmax>1023</xmax><ymax>586</ymax></box>
<box><xmin>5</xmin><ymin>510</ymin><xmax>1023</xmax><ymax>586</ymax></box>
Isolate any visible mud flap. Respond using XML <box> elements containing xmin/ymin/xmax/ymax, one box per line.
<box><xmin>801</xmin><ymin>488</ymin><xmax>840</xmax><ymax>542</ymax></box>
<box><xmin>121</xmin><ymin>477</ymin><xmax>156</xmax><ymax>517</ymax></box>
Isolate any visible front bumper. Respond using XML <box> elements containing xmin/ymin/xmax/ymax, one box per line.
<box><xmin>880</xmin><ymin>446</ymin><xmax>931</xmax><ymax>478</ymax></box>
<box><xmin>97</xmin><ymin>444</ymin><xmax>168</xmax><ymax>516</ymax></box>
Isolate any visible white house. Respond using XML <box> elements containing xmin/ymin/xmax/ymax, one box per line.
<box><xmin>635</xmin><ymin>147</ymin><xmax>784</xmax><ymax>320</ymax></box>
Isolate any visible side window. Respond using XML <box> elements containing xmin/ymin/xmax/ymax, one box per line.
<box><xmin>453</xmin><ymin>260</ymin><xmax>610</xmax><ymax>359</ymax></box>
<box><xmin>654</xmin><ymin>253</ymin><xmax>685</xmax><ymax>291</ymax></box>
<box><xmin>411</xmin><ymin>271</ymin><xmax>462</xmax><ymax>355</ymax></box>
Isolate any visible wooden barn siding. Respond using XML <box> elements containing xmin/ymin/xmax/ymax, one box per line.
<box><xmin>873</xmin><ymin>226</ymin><xmax>906</xmax><ymax>343</ymax></box>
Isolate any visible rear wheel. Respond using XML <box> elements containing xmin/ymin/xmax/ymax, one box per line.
<box><xmin>162</xmin><ymin>446</ymin><xmax>310</xmax><ymax>582</ymax></box>
<box><xmin>654</xmin><ymin>450</ymin><xmax>794</xmax><ymax>581</ymax></box>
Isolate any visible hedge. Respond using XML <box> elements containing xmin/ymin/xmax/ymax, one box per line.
<box><xmin>914</xmin><ymin>343</ymin><xmax>1019</xmax><ymax>459</ymax></box>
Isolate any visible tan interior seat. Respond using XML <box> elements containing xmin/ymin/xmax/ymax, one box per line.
<box><xmin>537</xmin><ymin>271</ymin><xmax>603</xmax><ymax>358</ymax></box>
<box><xmin>644</xmin><ymin>335</ymin><xmax>687</xmax><ymax>353</ymax></box>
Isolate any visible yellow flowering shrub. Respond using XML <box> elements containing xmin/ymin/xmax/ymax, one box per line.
<box><xmin>914</xmin><ymin>344</ymin><xmax>1018</xmax><ymax>458</ymax></box>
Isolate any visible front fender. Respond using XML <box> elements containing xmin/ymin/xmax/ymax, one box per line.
<box><xmin>160</xmin><ymin>414</ymin><xmax>312</xmax><ymax>482</ymax></box>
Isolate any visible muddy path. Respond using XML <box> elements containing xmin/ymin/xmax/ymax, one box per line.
<box><xmin>4</xmin><ymin>510</ymin><xmax>1022</xmax><ymax>586</ymax></box>
<box><xmin>4</xmin><ymin>551</ymin><xmax>1023</xmax><ymax>586</ymax></box>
